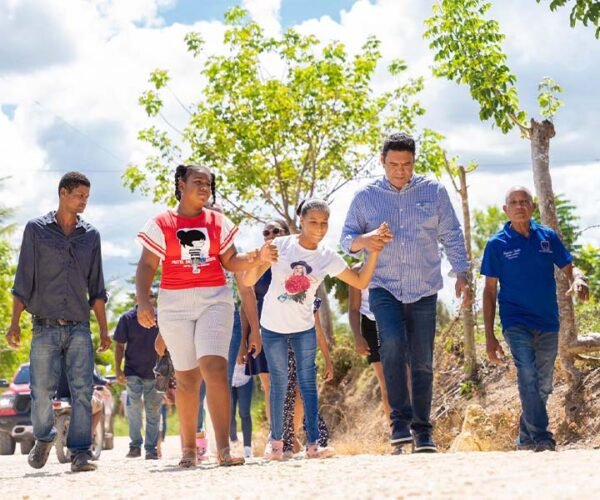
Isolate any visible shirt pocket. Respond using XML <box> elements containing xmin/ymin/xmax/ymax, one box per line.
<box><xmin>414</xmin><ymin>201</ymin><xmax>437</xmax><ymax>230</ymax></box>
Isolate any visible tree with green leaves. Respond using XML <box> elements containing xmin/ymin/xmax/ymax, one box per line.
<box><xmin>425</xmin><ymin>0</ymin><xmax>600</xmax><ymax>392</ymax></box>
<box><xmin>125</xmin><ymin>7</ymin><xmax>428</xmax><ymax>230</ymax></box>
<box><xmin>536</xmin><ymin>0</ymin><xmax>600</xmax><ymax>38</ymax></box>
<box><xmin>0</xmin><ymin>196</ymin><xmax>31</xmax><ymax>380</ymax></box>
<box><xmin>125</xmin><ymin>7</ymin><xmax>436</xmax><ymax>342</ymax></box>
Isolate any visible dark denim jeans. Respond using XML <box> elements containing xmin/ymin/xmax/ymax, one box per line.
<box><xmin>126</xmin><ymin>376</ymin><xmax>163</xmax><ymax>452</ymax></box>
<box><xmin>30</xmin><ymin>322</ymin><xmax>94</xmax><ymax>453</ymax></box>
<box><xmin>503</xmin><ymin>325</ymin><xmax>558</xmax><ymax>445</ymax></box>
<box><xmin>369</xmin><ymin>289</ymin><xmax>437</xmax><ymax>436</ymax></box>
<box><xmin>227</xmin><ymin>308</ymin><xmax>253</xmax><ymax>446</ymax></box>
<box><xmin>262</xmin><ymin>327</ymin><xmax>319</xmax><ymax>443</ymax></box>
<box><xmin>230</xmin><ymin>380</ymin><xmax>253</xmax><ymax>446</ymax></box>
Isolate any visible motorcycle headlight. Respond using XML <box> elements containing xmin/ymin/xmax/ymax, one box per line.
<box><xmin>0</xmin><ymin>395</ymin><xmax>16</xmax><ymax>409</ymax></box>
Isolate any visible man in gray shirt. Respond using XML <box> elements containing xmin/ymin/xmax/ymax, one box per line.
<box><xmin>6</xmin><ymin>171</ymin><xmax>111</xmax><ymax>472</ymax></box>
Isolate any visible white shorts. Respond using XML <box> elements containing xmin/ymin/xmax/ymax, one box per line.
<box><xmin>157</xmin><ymin>286</ymin><xmax>234</xmax><ymax>371</ymax></box>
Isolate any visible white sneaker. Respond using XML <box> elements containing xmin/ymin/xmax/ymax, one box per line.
<box><xmin>244</xmin><ymin>446</ymin><xmax>252</xmax><ymax>458</ymax></box>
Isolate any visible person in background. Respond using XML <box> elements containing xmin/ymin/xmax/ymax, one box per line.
<box><xmin>348</xmin><ymin>265</ymin><xmax>391</xmax><ymax>423</ymax></box>
<box><xmin>114</xmin><ymin>292</ymin><xmax>162</xmax><ymax>460</ymax></box>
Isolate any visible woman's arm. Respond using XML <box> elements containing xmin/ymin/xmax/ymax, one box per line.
<box><xmin>136</xmin><ymin>248</ymin><xmax>160</xmax><ymax>328</ymax></box>
<box><xmin>315</xmin><ymin>312</ymin><xmax>333</xmax><ymax>382</ymax></box>
<box><xmin>219</xmin><ymin>242</ymin><xmax>278</xmax><ymax>273</ymax></box>
<box><xmin>336</xmin><ymin>250</ymin><xmax>380</xmax><ymax>290</ymax></box>
<box><xmin>235</xmin><ymin>273</ymin><xmax>262</xmax><ymax>358</ymax></box>
<box><xmin>348</xmin><ymin>273</ymin><xmax>370</xmax><ymax>356</ymax></box>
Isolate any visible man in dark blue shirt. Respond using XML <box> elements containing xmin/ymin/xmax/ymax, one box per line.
<box><xmin>6</xmin><ymin>171</ymin><xmax>111</xmax><ymax>472</ymax></box>
<box><xmin>481</xmin><ymin>186</ymin><xmax>588</xmax><ymax>452</ymax></box>
<box><xmin>114</xmin><ymin>295</ymin><xmax>161</xmax><ymax>460</ymax></box>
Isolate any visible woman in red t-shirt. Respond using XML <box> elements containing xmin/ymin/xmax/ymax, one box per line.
<box><xmin>135</xmin><ymin>164</ymin><xmax>276</xmax><ymax>468</ymax></box>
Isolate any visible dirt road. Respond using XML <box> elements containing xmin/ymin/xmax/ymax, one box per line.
<box><xmin>1</xmin><ymin>437</ymin><xmax>598</xmax><ymax>499</ymax></box>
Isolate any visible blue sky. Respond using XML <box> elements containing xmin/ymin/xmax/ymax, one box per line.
<box><xmin>160</xmin><ymin>0</ymin><xmax>357</xmax><ymax>26</ymax></box>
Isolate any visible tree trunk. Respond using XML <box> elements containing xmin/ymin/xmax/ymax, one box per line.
<box><xmin>528</xmin><ymin>119</ymin><xmax>600</xmax><ymax>393</ymax></box>
<box><xmin>457</xmin><ymin>166</ymin><xmax>477</xmax><ymax>379</ymax></box>
<box><xmin>316</xmin><ymin>283</ymin><xmax>335</xmax><ymax>346</ymax></box>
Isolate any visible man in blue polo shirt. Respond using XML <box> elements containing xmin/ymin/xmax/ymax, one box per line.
<box><xmin>481</xmin><ymin>186</ymin><xmax>588</xmax><ymax>452</ymax></box>
<box><xmin>114</xmin><ymin>293</ymin><xmax>162</xmax><ymax>460</ymax></box>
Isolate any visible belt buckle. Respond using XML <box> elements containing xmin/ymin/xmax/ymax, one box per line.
<box><xmin>57</xmin><ymin>319</ymin><xmax>70</xmax><ymax>326</ymax></box>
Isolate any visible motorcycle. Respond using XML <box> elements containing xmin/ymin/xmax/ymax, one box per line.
<box><xmin>53</xmin><ymin>384</ymin><xmax>112</xmax><ymax>464</ymax></box>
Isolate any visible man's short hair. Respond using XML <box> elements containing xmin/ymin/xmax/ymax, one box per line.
<box><xmin>382</xmin><ymin>132</ymin><xmax>416</xmax><ymax>158</ymax></box>
<box><xmin>58</xmin><ymin>171</ymin><xmax>90</xmax><ymax>194</ymax></box>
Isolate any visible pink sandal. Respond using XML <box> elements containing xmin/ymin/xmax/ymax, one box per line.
<box><xmin>264</xmin><ymin>439</ymin><xmax>284</xmax><ymax>461</ymax></box>
<box><xmin>196</xmin><ymin>433</ymin><xmax>209</xmax><ymax>462</ymax></box>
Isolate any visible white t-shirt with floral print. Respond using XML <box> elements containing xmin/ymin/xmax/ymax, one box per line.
<box><xmin>260</xmin><ymin>235</ymin><xmax>347</xmax><ymax>334</ymax></box>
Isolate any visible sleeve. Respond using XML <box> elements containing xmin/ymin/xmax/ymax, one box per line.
<box><xmin>326</xmin><ymin>248</ymin><xmax>349</xmax><ymax>278</ymax></box>
<box><xmin>340</xmin><ymin>192</ymin><xmax>367</xmax><ymax>256</ymax></box>
<box><xmin>480</xmin><ymin>240</ymin><xmax>501</xmax><ymax>278</ymax></box>
<box><xmin>88</xmin><ymin>231</ymin><xmax>108</xmax><ymax>306</ymax></box>
<box><xmin>112</xmin><ymin>314</ymin><xmax>128</xmax><ymax>343</ymax></box>
<box><xmin>550</xmin><ymin>230</ymin><xmax>573</xmax><ymax>269</ymax></box>
<box><xmin>11</xmin><ymin>222</ymin><xmax>35</xmax><ymax>306</ymax></box>
<box><xmin>137</xmin><ymin>217</ymin><xmax>166</xmax><ymax>260</ymax></box>
<box><xmin>437</xmin><ymin>184</ymin><xmax>469</xmax><ymax>274</ymax></box>
<box><xmin>219</xmin><ymin>214</ymin><xmax>239</xmax><ymax>255</ymax></box>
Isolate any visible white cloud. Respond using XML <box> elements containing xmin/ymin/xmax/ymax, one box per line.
<box><xmin>243</xmin><ymin>0</ymin><xmax>281</xmax><ymax>36</ymax></box>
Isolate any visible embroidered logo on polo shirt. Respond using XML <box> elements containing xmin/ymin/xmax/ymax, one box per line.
<box><xmin>539</xmin><ymin>240</ymin><xmax>552</xmax><ymax>254</ymax></box>
<box><xmin>503</xmin><ymin>248</ymin><xmax>521</xmax><ymax>260</ymax></box>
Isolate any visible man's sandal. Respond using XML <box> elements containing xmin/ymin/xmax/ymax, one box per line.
<box><xmin>217</xmin><ymin>447</ymin><xmax>245</xmax><ymax>466</ymax></box>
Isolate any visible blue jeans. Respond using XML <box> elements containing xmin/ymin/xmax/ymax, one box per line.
<box><xmin>503</xmin><ymin>325</ymin><xmax>558</xmax><ymax>445</ymax></box>
<box><xmin>262</xmin><ymin>327</ymin><xmax>319</xmax><ymax>443</ymax></box>
<box><xmin>228</xmin><ymin>309</ymin><xmax>253</xmax><ymax>446</ymax></box>
<box><xmin>126</xmin><ymin>376</ymin><xmax>163</xmax><ymax>452</ymax></box>
<box><xmin>230</xmin><ymin>381</ymin><xmax>253</xmax><ymax>446</ymax></box>
<box><xmin>30</xmin><ymin>322</ymin><xmax>94</xmax><ymax>454</ymax></box>
<box><xmin>369</xmin><ymin>289</ymin><xmax>437</xmax><ymax>435</ymax></box>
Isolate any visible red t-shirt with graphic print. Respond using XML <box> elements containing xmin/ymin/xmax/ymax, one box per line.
<box><xmin>137</xmin><ymin>209</ymin><xmax>238</xmax><ymax>289</ymax></box>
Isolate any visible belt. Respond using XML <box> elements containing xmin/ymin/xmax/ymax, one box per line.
<box><xmin>33</xmin><ymin>317</ymin><xmax>80</xmax><ymax>327</ymax></box>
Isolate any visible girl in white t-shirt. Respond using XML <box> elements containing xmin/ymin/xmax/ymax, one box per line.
<box><xmin>242</xmin><ymin>198</ymin><xmax>392</xmax><ymax>460</ymax></box>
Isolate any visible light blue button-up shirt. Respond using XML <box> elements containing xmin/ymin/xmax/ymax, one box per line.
<box><xmin>340</xmin><ymin>175</ymin><xmax>468</xmax><ymax>304</ymax></box>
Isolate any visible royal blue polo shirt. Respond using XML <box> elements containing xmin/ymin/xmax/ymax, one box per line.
<box><xmin>113</xmin><ymin>306</ymin><xmax>159</xmax><ymax>380</ymax></box>
<box><xmin>481</xmin><ymin>220</ymin><xmax>572</xmax><ymax>333</ymax></box>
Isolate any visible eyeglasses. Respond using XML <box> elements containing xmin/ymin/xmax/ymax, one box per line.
<box><xmin>263</xmin><ymin>227</ymin><xmax>283</xmax><ymax>237</ymax></box>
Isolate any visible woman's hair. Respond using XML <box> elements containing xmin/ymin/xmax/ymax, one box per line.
<box><xmin>174</xmin><ymin>164</ymin><xmax>216</xmax><ymax>203</ymax></box>
<box><xmin>295</xmin><ymin>198</ymin><xmax>329</xmax><ymax>218</ymax></box>
<box><xmin>266</xmin><ymin>218</ymin><xmax>291</xmax><ymax>235</ymax></box>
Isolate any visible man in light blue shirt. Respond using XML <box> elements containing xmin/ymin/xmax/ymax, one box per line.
<box><xmin>340</xmin><ymin>132</ymin><xmax>468</xmax><ymax>452</ymax></box>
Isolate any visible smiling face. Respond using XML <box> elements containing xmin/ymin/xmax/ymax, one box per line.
<box><xmin>503</xmin><ymin>189</ymin><xmax>535</xmax><ymax>225</ymax></box>
<box><xmin>262</xmin><ymin>220</ymin><xmax>288</xmax><ymax>242</ymax></box>
<box><xmin>381</xmin><ymin>149</ymin><xmax>415</xmax><ymax>190</ymax></box>
<box><xmin>179</xmin><ymin>168</ymin><xmax>212</xmax><ymax>209</ymax></box>
<box><xmin>59</xmin><ymin>185</ymin><xmax>90</xmax><ymax>215</ymax></box>
<box><xmin>299</xmin><ymin>208</ymin><xmax>329</xmax><ymax>245</ymax></box>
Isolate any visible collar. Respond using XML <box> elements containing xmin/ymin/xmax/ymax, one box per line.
<box><xmin>41</xmin><ymin>211</ymin><xmax>86</xmax><ymax>229</ymax></box>
<box><xmin>380</xmin><ymin>174</ymin><xmax>418</xmax><ymax>192</ymax></box>
<box><xmin>503</xmin><ymin>219</ymin><xmax>538</xmax><ymax>239</ymax></box>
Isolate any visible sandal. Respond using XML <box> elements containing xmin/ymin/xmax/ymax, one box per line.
<box><xmin>217</xmin><ymin>447</ymin><xmax>245</xmax><ymax>467</ymax></box>
<box><xmin>196</xmin><ymin>432</ymin><xmax>209</xmax><ymax>462</ymax></box>
<box><xmin>178</xmin><ymin>447</ymin><xmax>197</xmax><ymax>468</ymax></box>
<box><xmin>264</xmin><ymin>440</ymin><xmax>284</xmax><ymax>461</ymax></box>
<box><xmin>305</xmin><ymin>443</ymin><xmax>335</xmax><ymax>459</ymax></box>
